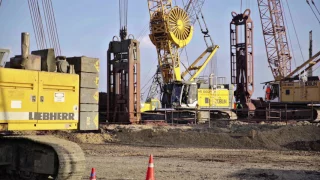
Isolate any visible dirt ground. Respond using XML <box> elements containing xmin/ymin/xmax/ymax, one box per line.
<box><xmin>11</xmin><ymin>122</ymin><xmax>320</xmax><ymax>179</ymax></box>
<box><xmin>80</xmin><ymin>144</ymin><xmax>320</xmax><ymax>180</ymax></box>
<box><xmin>51</xmin><ymin>123</ymin><xmax>320</xmax><ymax>180</ymax></box>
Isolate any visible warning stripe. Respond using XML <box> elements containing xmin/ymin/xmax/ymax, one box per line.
<box><xmin>148</xmin><ymin>163</ymin><xmax>154</xmax><ymax>168</ymax></box>
<box><xmin>0</xmin><ymin>112</ymin><xmax>29</xmax><ymax>120</ymax></box>
<box><xmin>0</xmin><ymin>112</ymin><xmax>79</xmax><ymax>121</ymax></box>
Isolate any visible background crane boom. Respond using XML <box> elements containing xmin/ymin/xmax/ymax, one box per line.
<box><xmin>184</xmin><ymin>0</ymin><xmax>205</xmax><ymax>26</ymax></box>
<box><xmin>257</xmin><ymin>0</ymin><xmax>291</xmax><ymax>80</ymax></box>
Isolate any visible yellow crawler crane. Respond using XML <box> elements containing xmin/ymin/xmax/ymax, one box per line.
<box><xmin>0</xmin><ymin>33</ymin><xmax>100</xmax><ymax>179</ymax></box>
<box><xmin>144</xmin><ymin>0</ymin><xmax>235</xmax><ymax>122</ymax></box>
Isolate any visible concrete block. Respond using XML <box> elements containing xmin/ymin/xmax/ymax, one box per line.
<box><xmin>67</xmin><ymin>56</ymin><xmax>99</xmax><ymax>74</ymax></box>
<box><xmin>31</xmin><ymin>49</ymin><xmax>56</xmax><ymax>72</ymax></box>
<box><xmin>80</xmin><ymin>88</ymin><xmax>99</xmax><ymax>104</ymax></box>
<box><xmin>10</xmin><ymin>54</ymin><xmax>41</xmax><ymax>71</ymax></box>
<box><xmin>79</xmin><ymin>72</ymin><xmax>99</xmax><ymax>89</ymax></box>
<box><xmin>80</xmin><ymin>104</ymin><xmax>98</xmax><ymax>112</ymax></box>
<box><xmin>79</xmin><ymin>111</ymin><xmax>99</xmax><ymax>130</ymax></box>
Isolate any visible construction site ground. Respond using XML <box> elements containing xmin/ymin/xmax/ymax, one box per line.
<box><xmin>13</xmin><ymin>121</ymin><xmax>320</xmax><ymax>179</ymax></box>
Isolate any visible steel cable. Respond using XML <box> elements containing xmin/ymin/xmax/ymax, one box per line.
<box><xmin>311</xmin><ymin>0</ymin><xmax>320</xmax><ymax>16</ymax></box>
<box><xmin>48</xmin><ymin>0</ymin><xmax>61</xmax><ymax>55</ymax></box>
<box><xmin>32</xmin><ymin>0</ymin><xmax>45</xmax><ymax>49</ymax></box>
<box><xmin>33</xmin><ymin>0</ymin><xmax>45</xmax><ymax>49</ymax></box>
<box><xmin>285</xmin><ymin>0</ymin><xmax>305</xmax><ymax>62</ymax></box>
<box><xmin>44</xmin><ymin>0</ymin><xmax>60</xmax><ymax>56</ymax></box>
<box><xmin>280</xmin><ymin>0</ymin><xmax>297</xmax><ymax>68</ymax></box>
<box><xmin>27</xmin><ymin>0</ymin><xmax>40</xmax><ymax>49</ymax></box>
<box><xmin>27</xmin><ymin>0</ymin><xmax>61</xmax><ymax>54</ymax></box>
<box><xmin>43</xmin><ymin>0</ymin><xmax>56</xmax><ymax>53</ymax></box>
<box><xmin>36</xmin><ymin>0</ymin><xmax>47</xmax><ymax>49</ymax></box>
<box><xmin>306</xmin><ymin>0</ymin><xmax>320</xmax><ymax>25</ymax></box>
<box><xmin>30</xmin><ymin>0</ymin><xmax>41</xmax><ymax>49</ymax></box>
<box><xmin>41</xmin><ymin>0</ymin><xmax>51</xmax><ymax>49</ymax></box>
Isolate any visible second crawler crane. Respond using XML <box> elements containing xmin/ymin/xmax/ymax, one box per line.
<box><xmin>143</xmin><ymin>0</ymin><xmax>236</xmax><ymax>122</ymax></box>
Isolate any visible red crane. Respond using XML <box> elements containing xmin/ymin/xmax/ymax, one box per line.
<box><xmin>257</xmin><ymin>0</ymin><xmax>292</xmax><ymax>81</ymax></box>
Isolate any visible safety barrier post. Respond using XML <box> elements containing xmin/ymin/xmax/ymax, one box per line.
<box><xmin>194</xmin><ymin>109</ymin><xmax>197</xmax><ymax>125</ymax></box>
<box><xmin>311</xmin><ymin>101</ymin><xmax>314</xmax><ymax>121</ymax></box>
<box><xmin>164</xmin><ymin>104</ymin><xmax>167</xmax><ymax>123</ymax></box>
<box><xmin>285</xmin><ymin>104</ymin><xmax>288</xmax><ymax>125</ymax></box>
<box><xmin>209</xmin><ymin>109</ymin><xmax>211</xmax><ymax>128</ymax></box>
<box><xmin>171</xmin><ymin>110</ymin><xmax>173</xmax><ymax>125</ymax></box>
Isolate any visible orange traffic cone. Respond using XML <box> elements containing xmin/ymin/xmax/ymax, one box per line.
<box><xmin>146</xmin><ymin>154</ymin><xmax>155</xmax><ymax>180</ymax></box>
<box><xmin>90</xmin><ymin>167</ymin><xmax>96</xmax><ymax>180</ymax></box>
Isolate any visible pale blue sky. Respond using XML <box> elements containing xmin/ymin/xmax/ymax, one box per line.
<box><xmin>0</xmin><ymin>0</ymin><xmax>319</xmax><ymax>98</ymax></box>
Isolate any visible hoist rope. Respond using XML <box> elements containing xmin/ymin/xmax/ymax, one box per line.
<box><xmin>29</xmin><ymin>0</ymin><xmax>46</xmax><ymax>49</ymax></box>
<box><xmin>285</xmin><ymin>0</ymin><xmax>305</xmax><ymax>62</ymax></box>
<box><xmin>311</xmin><ymin>0</ymin><xmax>320</xmax><ymax>16</ymax></box>
<box><xmin>48</xmin><ymin>0</ymin><xmax>58</xmax><ymax>55</ymax></box>
<box><xmin>27</xmin><ymin>0</ymin><xmax>61</xmax><ymax>55</ymax></box>
<box><xmin>306</xmin><ymin>0</ymin><xmax>320</xmax><ymax>25</ymax></box>
<box><xmin>27</xmin><ymin>0</ymin><xmax>40</xmax><ymax>49</ymax></box>
<box><xmin>43</xmin><ymin>0</ymin><xmax>61</xmax><ymax>56</ymax></box>
<box><xmin>36</xmin><ymin>0</ymin><xmax>47</xmax><ymax>49</ymax></box>
<box><xmin>137</xmin><ymin>23</ymin><xmax>149</xmax><ymax>41</ymax></box>
<box><xmin>280</xmin><ymin>0</ymin><xmax>297</xmax><ymax>68</ymax></box>
<box><xmin>49</xmin><ymin>0</ymin><xmax>61</xmax><ymax>55</ymax></box>
<box><xmin>30</xmin><ymin>0</ymin><xmax>40</xmax><ymax>48</ymax></box>
<box><xmin>41</xmin><ymin>0</ymin><xmax>51</xmax><ymax>50</ymax></box>
<box><xmin>119</xmin><ymin>0</ymin><xmax>128</xmax><ymax>29</ymax></box>
<box><xmin>43</xmin><ymin>0</ymin><xmax>55</xmax><ymax>51</ymax></box>
<box><xmin>141</xmin><ymin>73</ymin><xmax>156</xmax><ymax>92</ymax></box>
<box><xmin>118</xmin><ymin>0</ymin><xmax>121</xmax><ymax>29</ymax></box>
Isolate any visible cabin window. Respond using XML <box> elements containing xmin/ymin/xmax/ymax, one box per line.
<box><xmin>285</xmin><ymin>90</ymin><xmax>290</xmax><ymax>95</ymax></box>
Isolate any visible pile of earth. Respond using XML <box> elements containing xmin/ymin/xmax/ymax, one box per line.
<box><xmin>7</xmin><ymin>122</ymin><xmax>320</xmax><ymax>151</ymax></box>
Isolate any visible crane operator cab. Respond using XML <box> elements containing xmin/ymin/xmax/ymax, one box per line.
<box><xmin>264</xmin><ymin>82</ymin><xmax>280</xmax><ymax>102</ymax></box>
<box><xmin>161</xmin><ymin>81</ymin><xmax>198</xmax><ymax>108</ymax></box>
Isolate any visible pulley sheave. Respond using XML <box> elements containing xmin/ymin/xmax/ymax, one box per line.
<box><xmin>167</xmin><ymin>6</ymin><xmax>193</xmax><ymax>48</ymax></box>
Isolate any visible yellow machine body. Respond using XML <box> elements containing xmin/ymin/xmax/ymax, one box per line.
<box><xmin>197</xmin><ymin>88</ymin><xmax>231</xmax><ymax>108</ymax></box>
<box><xmin>0</xmin><ymin>67</ymin><xmax>79</xmax><ymax>131</ymax></box>
<box><xmin>141</xmin><ymin>99</ymin><xmax>161</xmax><ymax>112</ymax></box>
<box><xmin>280</xmin><ymin>81</ymin><xmax>320</xmax><ymax>103</ymax></box>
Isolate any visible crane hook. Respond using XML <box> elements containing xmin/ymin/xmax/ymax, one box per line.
<box><xmin>231</xmin><ymin>11</ymin><xmax>238</xmax><ymax>17</ymax></box>
<box><xmin>243</xmin><ymin>9</ymin><xmax>251</xmax><ymax>18</ymax></box>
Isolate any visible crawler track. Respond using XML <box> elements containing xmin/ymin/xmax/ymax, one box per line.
<box><xmin>141</xmin><ymin>108</ymin><xmax>238</xmax><ymax>124</ymax></box>
<box><xmin>0</xmin><ymin>135</ymin><xmax>85</xmax><ymax>180</ymax></box>
<box><xmin>252</xmin><ymin>104</ymin><xmax>320</xmax><ymax>122</ymax></box>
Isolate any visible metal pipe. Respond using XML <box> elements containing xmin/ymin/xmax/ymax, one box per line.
<box><xmin>209</xmin><ymin>73</ymin><xmax>214</xmax><ymax>88</ymax></box>
<box><xmin>21</xmin><ymin>32</ymin><xmax>30</xmax><ymax>67</ymax></box>
<box><xmin>307</xmin><ymin>30</ymin><xmax>313</xmax><ymax>77</ymax></box>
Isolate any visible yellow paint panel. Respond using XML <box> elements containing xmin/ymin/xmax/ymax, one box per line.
<box><xmin>198</xmin><ymin>89</ymin><xmax>230</xmax><ymax>107</ymax></box>
<box><xmin>93</xmin><ymin>114</ymin><xmax>98</xmax><ymax>128</ymax></box>
<box><xmin>0</xmin><ymin>120</ymin><xmax>37</xmax><ymax>123</ymax></box>
<box><xmin>94</xmin><ymin>60</ymin><xmax>100</xmax><ymax>72</ymax></box>
<box><xmin>141</xmin><ymin>103</ymin><xmax>152</xmax><ymax>112</ymax></box>
<box><xmin>0</xmin><ymin>68</ymin><xmax>80</xmax><ymax>131</ymax></box>
<box><xmin>7</xmin><ymin>121</ymin><xmax>78</xmax><ymax>130</ymax></box>
<box><xmin>281</xmin><ymin>81</ymin><xmax>320</xmax><ymax>102</ymax></box>
<box><xmin>0</xmin><ymin>68</ymin><xmax>38</xmax><ymax>113</ymax></box>
<box><xmin>38</xmin><ymin>71</ymin><xmax>79</xmax><ymax>115</ymax></box>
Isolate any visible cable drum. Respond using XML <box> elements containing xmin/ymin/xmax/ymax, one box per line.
<box><xmin>167</xmin><ymin>6</ymin><xmax>193</xmax><ymax>48</ymax></box>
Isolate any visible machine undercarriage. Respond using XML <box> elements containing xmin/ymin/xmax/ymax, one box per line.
<box><xmin>0</xmin><ymin>136</ymin><xmax>85</xmax><ymax>180</ymax></box>
<box><xmin>0</xmin><ymin>32</ymin><xmax>100</xmax><ymax>179</ymax></box>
